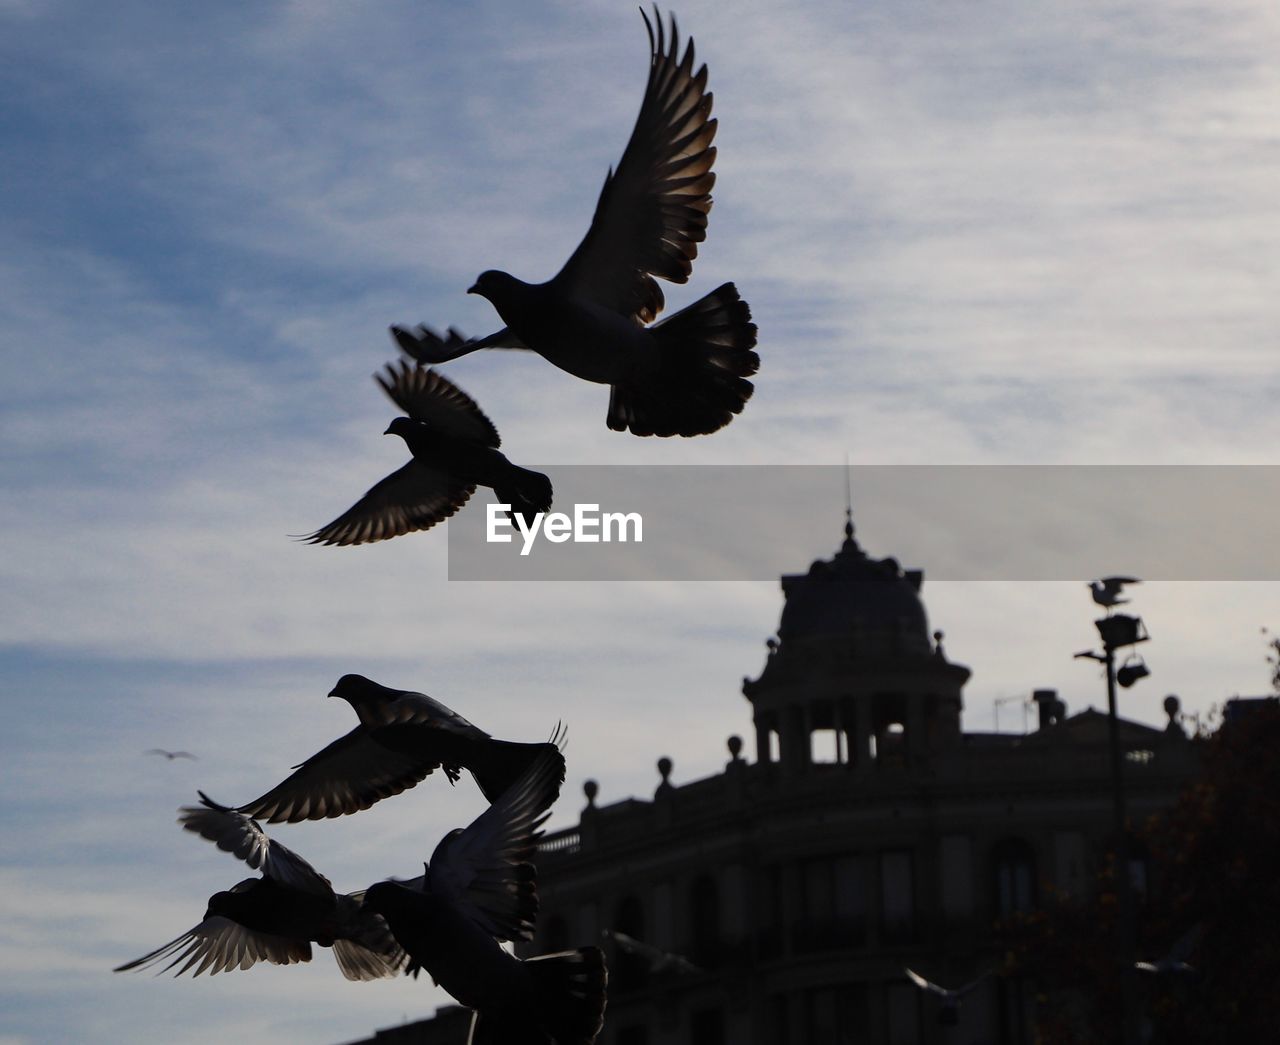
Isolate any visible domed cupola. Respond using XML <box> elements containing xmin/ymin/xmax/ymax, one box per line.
<box><xmin>743</xmin><ymin>513</ymin><xmax>970</xmax><ymax>776</ymax></box>
<box><xmin>776</xmin><ymin>515</ymin><xmax>932</xmax><ymax>657</ymax></box>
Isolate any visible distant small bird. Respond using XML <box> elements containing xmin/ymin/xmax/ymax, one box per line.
<box><xmin>904</xmin><ymin>966</ymin><xmax>993</xmax><ymax>1026</ymax></box>
<box><xmin>1089</xmin><ymin>576</ymin><xmax>1141</xmax><ymax>609</ymax></box>
<box><xmin>233</xmin><ymin>674</ymin><xmax>566</xmax><ymax>823</ymax></box>
<box><xmin>392</xmin><ymin>8</ymin><xmax>759</xmax><ymax>438</ymax></box>
<box><xmin>1136</xmin><ymin>924</ymin><xmax>1201</xmax><ymax>975</ymax></box>
<box><xmin>602</xmin><ymin>929</ymin><xmax>701</xmax><ymax>976</ymax></box>
<box><xmin>114</xmin><ymin>793</ymin><xmax>406</xmax><ymax>980</ymax></box>
<box><xmin>363</xmin><ymin>747</ymin><xmax>606</xmax><ymax>1045</ymax></box>
<box><xmin>145</xmin><ymin>749</ymin><xmax>197</xmax><ymax>761</ymax></box>
<box><xmin>301</xmin><ymin>361</ymin><xmax>551</xmax><ymax>546</ymax></box>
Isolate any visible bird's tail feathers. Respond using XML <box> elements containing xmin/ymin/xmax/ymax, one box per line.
<box><xmin>494</xmin><ymin>466</ymin><xmax>553</xmax><ymax>529</ymax></box>
<box><xmin>525</xmin><ymin>946</ymin><xmax>608</xmax><ymax>1045</ymax></box>
<box><xmin>609</xmin><ymin>282</ymin><xmax>758</xmax><ymax>437</ymax></box>
<box><xmin>468</xmin><ymin>739</ymin><xmax>566</xmax><ymax>808</ymax></box>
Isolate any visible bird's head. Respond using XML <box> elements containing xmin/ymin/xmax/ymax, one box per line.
<box><xmin>466</xmin><ymin>270</ymin><xmax>505</xmax><ymax>300</ymax></box>
<box><xmin>384</xmin><ymin>416</ymin><xmax>416</xmax><ymax>440</ymax></box>
<box><xmin>206</xmin><ymin>879</ymin><xmax>258</xmax><ymax>918</ymax></box>
<box><xmin>361</xmin><ymin>880</ymin><xmax>412</xmax><ymax>919</ymax></box>
<box><xmin>328</xmin><ymin>673</ymin><xmax>383</xmax><ymax>704</ymax></box>
<box><xmin>467</xmin><ymin>270</ymin><xmax>527</xmax><ymax>321</ymax></box>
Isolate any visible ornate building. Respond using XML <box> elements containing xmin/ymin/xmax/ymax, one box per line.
<box><xmin>344</xmin><ymin>518</ymin><xmax>1197</xmax><ymax>1045</ymax></box>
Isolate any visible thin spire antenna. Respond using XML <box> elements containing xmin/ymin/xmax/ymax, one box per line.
<box><xmin>843</xmin><ymin>452</ymin><xmax>854</xmax><ymax>539</ymax></box>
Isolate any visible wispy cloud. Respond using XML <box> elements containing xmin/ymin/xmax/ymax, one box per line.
<box><xmin>3</xmin><ymin>0</ymin><xmax>1280</xmax><ymax>1040</ymax></box>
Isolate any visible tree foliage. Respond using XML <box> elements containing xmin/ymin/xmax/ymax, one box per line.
<box><xmin>1002</xmin><ymin>700</ymin><xmax>1280</xmax><ymax>1043</ymax></box>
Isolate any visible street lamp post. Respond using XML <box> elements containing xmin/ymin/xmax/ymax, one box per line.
<box><xmin>1077</xmin><ymin>603</ymin><xmax>1149</xmax><ymax>1045</ymax></box>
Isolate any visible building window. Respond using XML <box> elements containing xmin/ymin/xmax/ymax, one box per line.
<box><xmin>689</xmin><ymin>1006</ymin><xmax>725</xmax><ymax>1045</ymax></box>
<box><xmin>804</xmin><ymin>984</ymin><xmax>866</xmax><ymax>1044</ymax></box>
<box><xmin>805</xmin><ymin>986</ymin><xmax>840</xmax><ymax>1044</ymax></box>
<box><xmin>771</xmin><ymin>993</ymin><xmax>791</xmax><ymax>1045</ymax></box>
<box><xmin>797</xmin><ymin>856</ymin><xmax>866</xmax><ymax>951</ymax></box>
<box><xmin>756</xmin><ymin>864</ymin><xmax>783</xmax><ymax>959</ymax></box>
<box><xmin>886</xmin><ymin>980</ymin><xmax>922</xmax><ymax>1045</ymax></box>
<box><xmin>939</xmin><ymin>835</ymin><xmax>974</xmax><ymax>921</ymax></box>
<box><xmin>880</xmin><ymin>850</ymin><xmax>915</xmax><ymax>943</ymax></box>
<box><xmin>689</xmin><ymin>873</ymin><xmax>720</xmax><ymax>968</ymax></box>
<box><xmin>992</xmin><ymin>838</ymin><xmax>1037</xmax><ymax>917</ymax></box>
<box><xmin>997</xmin><ymin>975</ymin><xmax>1032</xmax><ymax>1045</ymax></box>
<box><xmin>612</xmin><ymin>894</ymin><xmax>649</xmax><ymax>992</ymax></box>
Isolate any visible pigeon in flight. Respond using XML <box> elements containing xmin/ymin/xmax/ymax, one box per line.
<box><xmin>1089</xmin><ymin>576</ymin><xmax>1141</xmax><ymax>609</ymax></box>
<box><xmin>602</xmin><ymin>929</ymin><xmax>701</xmax><ymax>976</ymax></box>
<box><xmin>1135</xmin><ymin>924</ymin><xmax>1201</xmax><ymax>975</ymax></box>
<box><xmin>904</xmin><ymin>966</ymin><xmax>993</xmax><ymax>1026</ymax></box>
<box><xmin>363</xmin><ymin>747</ymin><xmax>607</xmax><ymax>1045</ymax></box>
<box><xmin>392</xmin><ymin>8</ymin><xmax>759</xmax><ymax>438</ymax></box>
<box><xmin>301</xmin><ymin>360</ymin><xmax>551</xmax><ymax>546</ymax></box>
<box><xmin>114</xmin><ymin>793</ymin><xmax>407</xmax><ymax>980</ymax></box>
<box><xmin>145</xmin><ymin>749</ymin><xmax>197</xmax><ymax>761</ymax></box>
<box><xmin>233</xmin><ymin>673</ymin><xmax>566</xmax><ymax>824</ymax></box>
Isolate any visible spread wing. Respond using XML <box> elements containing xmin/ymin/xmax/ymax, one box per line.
<box><xmin>178</xmin><ymin>794</ymin><xmax>333</xmax><ymax>896</ymax></box>
<box><xmin>554</xmin><ymin>8</ymin><xmax>717</xmax><ymax>323</ymax></box>
<box><xmin>300</xmin><ymin>460</ymin><xmax>474</xmax><ymax>546</ymax></box>
<box><xmin>353</xmin><ymin>688</ymin><xmax>488</xmax><ymax>739</ymax></box>
<box><xmin>113</xmin><ymin>914</ymin><xmax>312</xmax><ymax>977</ymax></box>
<box><xmin>235</xmin><ymin>727</ymin><xmax>440</xmax><ymax>823</ymax></box>
<box><xmin>426</xmin><ymin>744</ymin><xmax>566</xmax><ymax>941</ymax></box>
<box><xmin>905</xmin><ymin>967</ymin><xmax>948</xmax><ymax>997</ymax></box>
<box><xmin>375</xmin><ymin>361</ymin><xmax>501</xmax><ymax>448</ymax></box>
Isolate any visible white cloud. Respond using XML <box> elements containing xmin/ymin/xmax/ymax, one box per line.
<box><xmin>4</xmin><ymin>0</ymin><xmax>1280</xmax><ymax>1040</ymax></box>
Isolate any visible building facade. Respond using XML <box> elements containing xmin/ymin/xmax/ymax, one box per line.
<box><xmin>345</xmin><ymin>519</ymin><xmax>1197</xmax><ymax>1045</ymax></box>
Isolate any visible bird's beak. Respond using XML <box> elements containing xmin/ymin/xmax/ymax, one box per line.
<box><xmin>383</xmin><ymin>424</ymin><xmax>393</xmax><ymax>435</ymax></box>
<box><xmin>466</xmin><ymin>283</ymin><xmax>479</xmax><ymax>295</ymax></box>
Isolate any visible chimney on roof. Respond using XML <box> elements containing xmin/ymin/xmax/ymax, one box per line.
<box><xmin>1033</xmin><ymin>689</ymin><xmax>1062</xmax><ymax>730</ymax></box>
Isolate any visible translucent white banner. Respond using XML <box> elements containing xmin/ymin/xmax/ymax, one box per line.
<box><xmin>446</xmin><ymin>465</ymin><xmax>1280</xmax><ymax>581</ymax></box>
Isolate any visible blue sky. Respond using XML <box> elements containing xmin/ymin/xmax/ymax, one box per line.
<box><xmin>3</xmin><ymin>0</ymin><xmax>1279</xmax><ymax>1041</ymax></box>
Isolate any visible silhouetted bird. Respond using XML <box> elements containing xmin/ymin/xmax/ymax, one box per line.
<box><xmin>1089</xmin><ymin>576</ymin><xmax>1141</xmax><ymax>608</ymax></box>
<box><xmin>392</xmin><ymin>8</ymin><xmax>758</xmax><ymax>438</ymax></box>
<box><xmin>234</xmin><ymin>674</ymin><xmax>566</xmax><ymax>823</ymax></box>
<box><xmin>602</xmin><ymin>929</ymin><xmax>700</xmax><ymax>976</ymax></box>
<box><xmin>363</xmin><ymin>747</ymin><xmax>606</xmax><ymax>1045</ymax></box>
<box><xmin>301</xmin><ymin>361</ymin><xmax>551</xmax><ymax>546</ymax></box>
<box><xmin>114</xmin><ymin>793</ymin><xmax>406</xmax><ymax>980</ymax></box>
<box><xmin>904</xmin><ymin>966</ymin><xmax>993</xmax><ymax>1026</ymax></box>
<box><xmin>145</xmin><ymin>749</ymin><xmax>196</xmax><ymax>761</ymax></box>
<box><xmin>1136</xmin><ymin>924</ymin><xmax>1201</xmax><ymax>975</ymax></box>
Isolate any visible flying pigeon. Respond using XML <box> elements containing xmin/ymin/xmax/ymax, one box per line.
<box><xmin>1089</xmin><ymin>576</ymin><xmax>1141</xmax><ymax>608</ymax></box>
<box><xmin>392</xmin><ymin>8</ymin><xmax>759</xmax><ymax>438</ymax></box>
<box><xmin>1135</xmin><ymin>924</ymin><xmax>1201</xmax><ymax>975</ymax></box>
<box><xmin>114</xmin><ymin>793</ymin><xmax>407</xmax><ymax>980</ymax></box>
<box><xmin>301</xmin><ymin>360</ymin><xmax>551</xmax><ymax>546</ymax></box>
<box><xmin>233</xmin><ymin>673</ymin><xmax>566</xmax><ymax>824</ymax></box>
<box><xmin>904</xmin><ymin>966</ymin><xmax>993</xmax><ymax>1026</ymax></box>
<box><xmin>362</xmin><ymin>747</ymin><xmax>607</xmax><ymax>1045</ymax></box>
<box><xmin>145</xmin><ymin>749</ymin><xmax>197</xmax><ymax>761</ymax></box>
<box><xmin>602</xmin><ymin>929</ymin><xmax>701</xmax><ymax>976</ymax></box>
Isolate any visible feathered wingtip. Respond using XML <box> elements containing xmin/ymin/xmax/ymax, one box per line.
<box><xmin>390</xmin><ymin>323</ymin><xmax>472</xmax><ymax>366</ymax></box>
<box><xmin>640</xmin><ymin>6</ymin><xmax>690</xmax><ymax>72</ymax></box>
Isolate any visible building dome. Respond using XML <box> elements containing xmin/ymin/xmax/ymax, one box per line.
<box><xmin>776</xmin><ymin>517</ymin><xmax>932</xmax><ymax>657</ymax></box>
<box><xmin>744</xmin><ymin>512</ymin><xmax>969</xmax><ymax>775</ymax></box>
